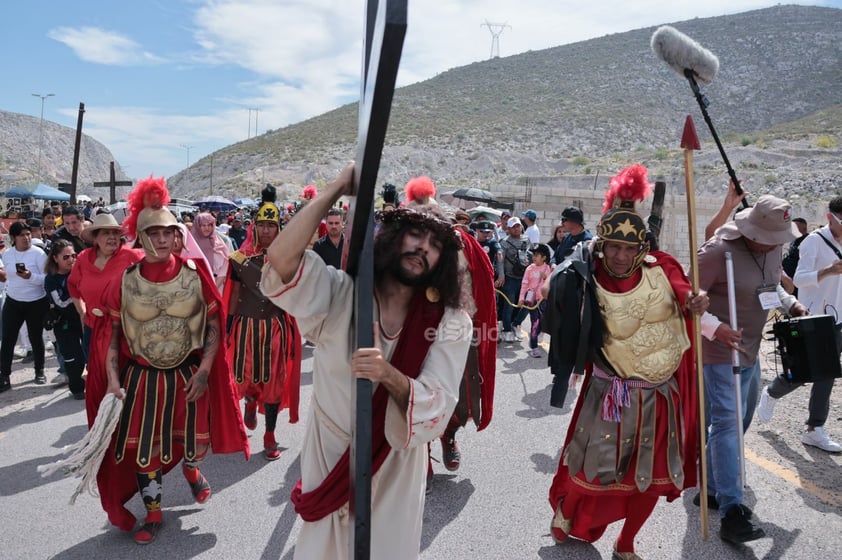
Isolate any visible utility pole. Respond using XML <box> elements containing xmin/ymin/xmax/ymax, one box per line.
<box><xmin>31</xmin><ymin>92</ymin><xmax>55</xmax><ymax>182</ymax></box>
<box><xmin>180</xmin><ymin>144</ymin><xmax>193</xmax><ymax>180</ymax></box>
<box><xmin>481</xmin><ymin>20</ymin><xmax>511</xmax><ymax>59</ymax></box>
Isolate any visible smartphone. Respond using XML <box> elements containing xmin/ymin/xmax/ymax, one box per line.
<box><xmin>15</xmin><ymin>263</ymin><xmax>26</xmax><ymax>273</ymax></box>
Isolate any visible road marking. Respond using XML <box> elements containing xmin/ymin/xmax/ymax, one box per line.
<box><xmin>745</xmin><ymin>447</ymin><xmax>842</xmax><ymax>508</ymax></box>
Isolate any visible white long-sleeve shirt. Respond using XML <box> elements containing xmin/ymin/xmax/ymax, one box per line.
<box><xmin>1</xmin><ymin>246</ymin><xmax>47</xmax><ymax>302</ymax></box>
<box><xmin>792</xmin><ymin>225</ymin><xmax>842</xmax><ymax>319</ymax></box>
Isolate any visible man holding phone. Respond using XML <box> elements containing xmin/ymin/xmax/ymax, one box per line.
<box><xmin>0</xmin><ymin>221</ymin><xmax>49</xmax><ymax>391</ymax></box>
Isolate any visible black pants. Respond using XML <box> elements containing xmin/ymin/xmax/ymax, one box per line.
<box><xmin>53</xmin><ymin>317</ymin><xmax>86</xmax><ymax>395</ymax></box>
<box><xmin>0</xmin><ymin>296</ymin><xmax>49</xmax><ymax>377</ymax></box>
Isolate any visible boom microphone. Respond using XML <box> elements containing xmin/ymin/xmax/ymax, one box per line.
<box><xmin>651</xmin><ymin>25</ymin><xmax>749</xmax><ymax>208</ymax></box>
<box><xmin>651</xmin><ymin>26</ymin><xmax>719</xmax><ymax>84</ymax></box>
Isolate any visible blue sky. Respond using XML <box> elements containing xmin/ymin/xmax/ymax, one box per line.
<box><xmin>2</xmin><ymin>0</ymin><xmax>839</xmax><ymax>180</ymax></box>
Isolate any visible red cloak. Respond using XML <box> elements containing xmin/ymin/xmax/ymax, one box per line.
<box><xmin>92</xmin><ymin>255</ymin><xmax>250</xmax><ymax>531</ymax></box>
<box><xmin>548</xmin><ymin>251</ymin><xmax>699</xmax><ymax>540</ymax></box>
<box><xmin>459</xmin><ymin>231</ymin><xmax>497</xmax><ymax>431</ymax></box>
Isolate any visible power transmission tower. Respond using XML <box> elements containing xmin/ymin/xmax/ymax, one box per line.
<box><xmin>481</xmin><ymin>20</ymin><xmax>511</xmax><ymax>59</ymax></box>
<box><xmin>247</xmin><ymin>107</ymin><xmax>260</xmax><ymax>138</ymax></box>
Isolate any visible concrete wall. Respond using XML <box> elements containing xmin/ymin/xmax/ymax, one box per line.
<box><xmin>496</xmin><ymin>175</ymin><xmax>826</xmax><ymax>269</ymax></box>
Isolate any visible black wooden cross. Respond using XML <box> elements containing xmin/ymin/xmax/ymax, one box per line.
<box><xmin>342</xmin><ymin>1</ymin><xmax>407</xmax><ymax>558</ymax></box>
<box><xmin>92</xmin><ymin>161</ymin><xmax>133</xmax><ymax>205</ymax></box>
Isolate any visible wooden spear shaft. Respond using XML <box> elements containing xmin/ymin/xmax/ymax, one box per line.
<box><xmin>681</xmin><ymin>114</ymin><xmax>708</xmax><ymax>540</ymax></box>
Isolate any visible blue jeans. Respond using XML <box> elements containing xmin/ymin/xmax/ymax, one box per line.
<box><xmin>703</xmin><ymin>361</ymin><xmax>760</xmax><ymax>516</ymax></box>
<box><xmin>500</xmin><ymin>276</ymin><xmax>526</xmax><ymax>332</ymax></box>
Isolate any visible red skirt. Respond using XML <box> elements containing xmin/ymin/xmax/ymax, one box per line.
<box><xmin>230</xmin><ymin>315</ymin><xmax>288</xmax><ymax>404</ymax></box>
<box><xmin>549</xmin><ymin>374</ymin><xmax>687</xmax><ymax>542</ymax></box>
<box><xmin>113</xmin><ymin>358</ymin><xmax>211</xmax><ymax>469</ymax></box>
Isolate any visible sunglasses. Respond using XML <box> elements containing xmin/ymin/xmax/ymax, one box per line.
<box><xmin>830</xmin><ymin>213</ymin><xmax>842</xmax><ymax>227</ymax></box>
<box><xmin>61</xmin><ymin>253</ymin><xmax>78</xmax><ymax>261</ymax></box>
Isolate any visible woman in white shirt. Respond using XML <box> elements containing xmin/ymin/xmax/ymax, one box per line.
<box><xmin>0</xmin><ymin>222</ymin><xmax>48</xmax><ymax>391</ymax></box>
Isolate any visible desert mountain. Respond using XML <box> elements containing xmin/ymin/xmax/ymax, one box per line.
<box><xmin>0</xmin><ymin>110</ymin><xmax>127</xmax><ymax>197</ymax></box>
<box><xmin>164</xmin><ymin>3</ymin><xmax>841</xmax><ymax>213</ymax></box>
<box><xmin>2</xmin><ymin>5</ymin><xmax>839</xmax><ymax>216</ymax></box>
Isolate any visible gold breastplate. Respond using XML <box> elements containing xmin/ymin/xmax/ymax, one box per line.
<box><xmin>594</xmin><ymin>266</ymin><xmax>690</xmax><ymax>383</ymax></box>
<box><xmin>121</xmin><ymin>262</ymin><xmax>206</xmax><ymax>369</ymax></box>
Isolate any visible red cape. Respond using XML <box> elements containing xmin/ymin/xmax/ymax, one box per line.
<box><xmin>460</xmin><ymin>231</ymin><xmax>497</xmax><ymax>431</ymax></box>
<box><xmin>548</xmin><ymin>251</ymin><xmax>699</xmax><ymax>539</ymax></box>
<box><xmin>92</xmin><ymin>255</ymin><xmax>250</xmax><ymax>531</ymax></box>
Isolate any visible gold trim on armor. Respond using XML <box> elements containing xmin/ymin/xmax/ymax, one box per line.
<box><xmin>564</xmin><ymin>373</ymin><xmax>684</xmax><ymax>492</ymax></box>
<box><xmin>114</xmin><ymin>358</ymin><xmax>206</xmax><ymax>467</ymax></box>
<box><xmin>594</xmin><ymin>266</ymin><xmax>690</xmax><ymax>383</ymax></box>
<box><xmin>120</xmin><ymin>262</ymin><xmax>207</xmax><ymax>369</ymax></box>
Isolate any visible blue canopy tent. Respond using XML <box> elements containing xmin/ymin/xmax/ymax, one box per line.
<box><xmin>4</xmin><ymin>183</ymin><xmax>70</xmax><ymax>201</ymax></box>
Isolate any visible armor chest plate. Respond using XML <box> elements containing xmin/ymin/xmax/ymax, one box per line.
<box><xmin>594</xmin><ymin>266</ymin><xmax>690</xmax><ymax>383</ymax></box>
<box><xmin>233</xmin><ymin>254</ymin><xmax>278</xmax><ymax>319</ymax></box>
<box><xmin>121</xmin><ymin>263</ymin><xmax>206</xmax><ymax>369</ymax></box>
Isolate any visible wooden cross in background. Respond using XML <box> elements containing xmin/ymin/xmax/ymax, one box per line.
<box><xmin>93</xmin><ymin>161</ymin><xmax>133</xmax><ymax>205</ymax></box>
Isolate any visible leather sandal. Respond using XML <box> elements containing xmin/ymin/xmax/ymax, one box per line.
<box><xmin>550</xmin><ymin>503</ymin><xmax>572</xmax><ymax>544</ymax></box>
<box><xmin>186</xmin><ymin>469</ymin><xmax>212</xmax><ymax>504</ymax></box>
<box><xmin>263</xmin><ymin>432</ymin><xmax>281</xmax><ymax>461</ymax></box>
<box><xmin>612</xmin><ymin>540</ymin><xmax>643</xmax><ymax>560</ymax></box>
<box><xmin>133</xmin><ymin>521</ymin><xmax>162</xmax><ymax>544</ymax></box>
<box><xmin>244</xmin><ymin>399</ymin><xmax>257</xmax><ymax>430</ymax></box>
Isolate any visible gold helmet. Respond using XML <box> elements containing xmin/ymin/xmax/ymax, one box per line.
<box><xmin>123</xmin><ymin>176</ymin><xmax>179</xmax><ymax>257</ymax></box>
<box><xmin>255</xmin><ymin>183</ymin><xmax>281</xmax><ymax>224</ymax></box>
<box><xmin>594</xmin><ymin>164</ymin><xmax>653</xmax><ymax>278</ymax></box>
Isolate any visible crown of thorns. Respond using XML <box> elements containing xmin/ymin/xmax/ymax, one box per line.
<box><xmin>379</xmin><ymin>208</ymin><xmax>462</xmax><ymax>251</ymax></box>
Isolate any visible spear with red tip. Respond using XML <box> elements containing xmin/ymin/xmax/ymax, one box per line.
<box><xmin>681</xmin><ymin>114</ymin><xmax>709</xmax><ymax>539</ymax></box>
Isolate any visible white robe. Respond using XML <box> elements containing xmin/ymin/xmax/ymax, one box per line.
<box><xmin>261</xmin><ymin>251</ymin><xmax>472</xmax><ymax>560</ymax></box>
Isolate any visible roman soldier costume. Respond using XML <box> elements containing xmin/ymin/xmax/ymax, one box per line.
<box><xmin>223</xmin><ymin>185</ymin><xmax>301</xmax><ymax>460</ymax></box>
<box><xmin>545</xmin><ymin>164</ymin><xmax>699</xmax><ymax>559</ymax></box>
<box><xmin>94</xmin><ymin>176</ymin><xmax>249</xmax><ymax>544</ymax></box>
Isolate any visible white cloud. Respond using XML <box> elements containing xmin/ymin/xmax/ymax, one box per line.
<box><xmin>73</xmin><ymin>0</ymin><xmax>832</xmax><ymax>178</ymax></box>
<box><xmin>47</xmin><ymin>26</ymin><xmax>165</xmax><ymax>66</ymax></box>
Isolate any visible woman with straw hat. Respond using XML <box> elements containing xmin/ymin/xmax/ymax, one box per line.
<box><xmin>69</xmin><ymin>212</ymin><xmax>144</xmax><ymax>425</ymax></box>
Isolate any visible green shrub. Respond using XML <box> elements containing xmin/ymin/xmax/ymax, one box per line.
<box><xmin>816</xmin><ymin>135</ymin><xmax>837</xmax><ymax>149</ymax></box>
<box><xmin>571</xmin><ymin>156</ymin><xmax>590</xmax><ymax>166</ymax></box>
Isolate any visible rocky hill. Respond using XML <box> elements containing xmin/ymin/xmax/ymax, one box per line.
<box><xmin>2</xmin><ymin>5</ymin><xmax>839</xmax><ymax>217</ymax></box>
<box><xmin>164</xmin><ymin>4</ymin><xmax>841</xmax><ymax>215</ymax></box>
<box><xmin>0</xmin><ymin>110</ymin><xmax>126</xmax><ymax>196</ymax></box>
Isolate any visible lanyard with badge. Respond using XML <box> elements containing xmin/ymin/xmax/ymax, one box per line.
<box><xmin>745</xmin><ymin>240</ymin><xmax>781</xmax><ymax>310</ymax></box>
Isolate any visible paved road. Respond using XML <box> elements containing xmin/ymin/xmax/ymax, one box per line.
<box><xmin>1</xmin><ymin>333</ymin><xmax>840</xmax><ymax>559</ymax></box>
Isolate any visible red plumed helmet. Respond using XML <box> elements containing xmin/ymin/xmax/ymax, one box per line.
<box><xmin>302</xmin><ymin>185</ymin><xmax>318</xmax><ymax>200</ymax></box>
<box><xmin>602</xmin><ymin>164</ymin><xmax>653</xmax><ymax>214</ymax></box>
<box><xmin>123</xmin><ymin>175</ymin><xmax>171</xmax><ymax>240</ymax></box>
<box><xmin>404</xmin><ymin>176</ymin><xmax>436</xmax><ymax>202</ymax></box>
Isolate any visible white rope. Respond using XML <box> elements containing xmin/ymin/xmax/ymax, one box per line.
<box><xmin>37</xmin><ymin>390</ymin><xmax>125</xmax><ymax>505</ymax></box>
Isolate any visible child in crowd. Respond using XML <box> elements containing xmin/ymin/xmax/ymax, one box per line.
<box><xmin>519</xmin><ymin>244</ymin><xmax>551</xmax><ymax>357</ymax></box>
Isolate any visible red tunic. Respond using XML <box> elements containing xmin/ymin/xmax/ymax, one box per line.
<box><xmin>222</xmin><ymin>252</ymin><xmax>301</xmax><ymax>420</ymax></box>
<box><xmin>548</xmin><ymin>251</ymin><xmax>699</xmax><ymax>542</ymax></box>
<box><xmin>92</xmin><ymin>254</ymin><xmax>250</xmax><ymax>531</ymax></box>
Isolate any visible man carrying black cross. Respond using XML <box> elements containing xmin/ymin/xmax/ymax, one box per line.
<box><xmin>261</xmin><ymin>163</ymin><xmax>472</xmax><ymax>559</ymax></box>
